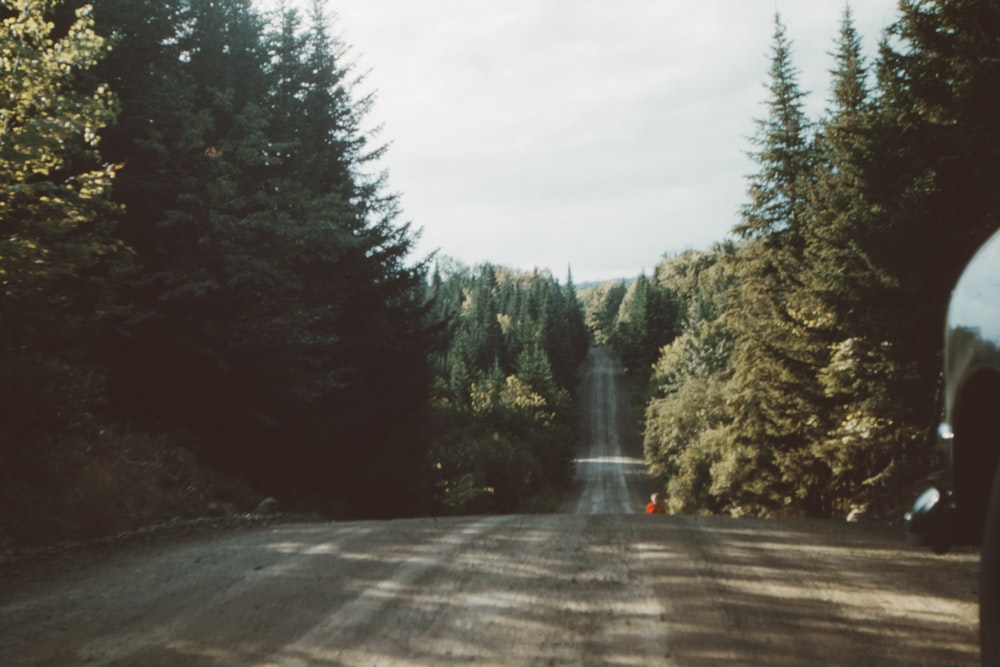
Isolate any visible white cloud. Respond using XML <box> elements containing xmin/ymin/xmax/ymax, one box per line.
<box><xmin>274</xmin><ymin>1</ymin><xmax>900</xmax><ymax>282</ymax></box>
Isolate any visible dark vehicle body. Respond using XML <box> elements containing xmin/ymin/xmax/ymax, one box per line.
<box><xmin>907</xmin><ymin>227</ymin><xmax>1000</xmax><ymax>665</ymax></box>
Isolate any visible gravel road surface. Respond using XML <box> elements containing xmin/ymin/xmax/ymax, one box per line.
<box><xmin>563</xmin><ymin>348</ymin><xmax>649</xmax><ymax>515</ymax></box>
<box><xmin>0</xmin><ymin>348</ymin><xmax>981</xmax><ymax>666</ymax></box>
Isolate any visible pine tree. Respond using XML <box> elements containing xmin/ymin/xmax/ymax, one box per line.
<box><xmin>562</xmin><ymin>266</ymin><xmax>590</xmax><ymax>366</ymax></box>
<box><xmin>802</xmin><ymin>8</ymin><xmax>912</xmax><ymax>514</ymax></box>
<box><xmin>877</xmin><ymin>0</ymin><xmax>1000</xmax><ymax>354</ymax></box>
<box><xmin>846</xmin><ymin>0</ymin><xmax>1000</xmax><ymax>514</ymax></box>
<box><xmin>805</xmin><ymin>6</ymin><xmax>876</xmax><ymax>326</ymax></box>
<box><xmin>734</xmin><ymin>14</ymin><xmax>813</xmax><ymax>246</ymax></box>
<box><xmin>94</xmin><ymin>0</ymin><xmax>281</xmax><ymax>438</ymax></box>
<box><xmin>724</xmin><ymin>15</ymin><xmax>830</xmax><ymax>515</ymax></box>
<box><xmin>92</xmin><ymin>0</ymin><xmax>434</xmax><ymax>513</ymax></box>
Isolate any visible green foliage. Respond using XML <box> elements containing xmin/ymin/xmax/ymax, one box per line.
<box><xmin>428</xmin><ymin>263</ymin><xmax>586</xmax><ymax>514</ymax></box>
<box><xmin>606</xmin><ymin>272</ymin><xmax>683</xmax><ymax>409</ymax></box>
<box><xmin>0</xmin><ymin>0</ymin><xmax>121</xmax><ymax>337</ymax></box>
<box><xmin>579</xmin><ymin>280</ymin><xmax>626</xmax><ymax>346</ymax></box>
<box><xmin>721</xmin><ymin>18</ymin><xmax>828</xmax><ymax>514</ymax></box>
<box><xmin>0</xmin><ymin>422</ymin><xmax>260</xmax><ymax>545</ymax></box>
<box><xmin>734</xmin><ymin>15</ymin><xmax>814</xmax><ymax>244</ymax></box>
<box><xmin>11</xmin><ymin>0</ymin><xmax>1000</xmax><ymax>537</ymax></box>
<box><xmin>643</xmin><ymin>1</ymin><xmax>1000</xmax><ymax>519</ymax></box>
<box><xmin>642</xmin><ymin>247</ymin><xmax>739</xmax><ymax>510</ymax></box>
<box><xmin>80</xmin><ymin>0</ymin><xmax>436</xmax><ymax>516</ymax></box>
<box><xmin>0</xmin><ymin>0</ymin><xmax>127</xmax><ymax>443</ymax></box>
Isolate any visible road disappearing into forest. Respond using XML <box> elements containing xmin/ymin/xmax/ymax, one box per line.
<box><xmin>0</xmin><ymin>348</ymin><xmax>983</xmax><ymax>665</ymax></box>
<box><xmin>563</xmin><ymin>347</ymin><xmax>652</xmax><ymax>514</ymax></box>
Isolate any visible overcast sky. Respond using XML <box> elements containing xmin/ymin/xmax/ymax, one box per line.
<box><xmin>301</xmin><ymin>2</ymin><xmax>901</xmax><ymax>283</ymax></box>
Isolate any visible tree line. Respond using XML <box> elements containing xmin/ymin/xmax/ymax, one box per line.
<box><xmin>0</xmin><ymin>0</ymin><xmax>588</xmax><ymax>542</ymax></box>
<box><xmin>600</xmin><ymin>1</ymin><xmax>1000</xmax><ymax>519</ymax></box>
<box><xmin>427</xmin><ymin>262</ymin><xmax>589</xmax><ymax>513</ymax></box>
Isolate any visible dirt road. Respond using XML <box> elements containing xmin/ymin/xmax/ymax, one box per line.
<box><xmin>563</xmin><ymin>347</ymin><xmax>650</xmax><ymax>514</ymax></box>
<box><xmin>0</xmin><ymin>349</ymin><xmax>982</xmax><ymax>666</ymax></box>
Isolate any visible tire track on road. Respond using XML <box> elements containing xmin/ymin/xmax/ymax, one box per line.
<box><xmin>567</xmin><ymin>348</ymin><xmax>651</xmax><ymax>515</ymax></box>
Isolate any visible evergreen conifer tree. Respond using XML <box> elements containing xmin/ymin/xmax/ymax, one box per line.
<box><xmin>852</xmin><ymin>0</ymin><xmax>1000</xmax><ymax>514</ymax></box>
<box><xmin>803</xmin><ymin>8</ymin><xmax>909</xmax><ymax>514</ymax></box>
<box><xmin>724</xmin><ymin>15</ymin><xmax>829</xmax><ymax>515</ymax></box>
<box><xmin>92</xmin><ymin>0</ymin><xmax>434</xmax><ymax>512</ymax></box>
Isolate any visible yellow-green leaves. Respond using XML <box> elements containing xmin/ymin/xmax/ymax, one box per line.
<box><xmin>1</xmin><ymin>2</ymin><xmax>113</xmax><ymax>181</ymax></box>
<box><xmin>1</xmin><ymin>0</ymin><xmax>121</xmax><ymax>344</ymax></box>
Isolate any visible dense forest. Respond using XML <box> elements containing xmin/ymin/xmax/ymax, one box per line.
<box><xmin>2</xmin><ymin>0</ymin><xmax>999</xmax><ymax>545</ymax></box>
<box><xmin>427</xmin><ymin>262</ymin><xmax>589</xmax><ymax>513</ymax></box>
<box><xmin>600</xmin><ymin>3</ymin><xmax>1000</xmax><ymax>519</ymax></box>
<box><xmin>0</xmin><ymin>0</ymin><xmax>587</xmax><ymax>544</ymax></box>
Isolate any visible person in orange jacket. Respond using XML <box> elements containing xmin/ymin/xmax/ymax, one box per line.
<box><xmin>646</xmin><ymin>492</ymin><xmax>666</xmax><ymax>514</ymax></box>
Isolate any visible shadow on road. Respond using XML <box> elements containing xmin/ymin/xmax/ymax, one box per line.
<box><xmin>0</xmin><ymin>348</ymin><xmax>979</xmax><ymax>666</ymax></box>
<box><xmin>5</xmin><ymin>513</ymin><xmax>974</xmax><ymax>667</ymax></box>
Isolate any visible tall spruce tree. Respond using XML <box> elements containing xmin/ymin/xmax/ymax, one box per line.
<box><xmin>95</xmin><ymin>0</ymin><xmax>282</xmax><ymax>449</ymax></box>
<box><xmin>873</xmin><ymin>0</ymin><xmax>1000</xmax><ymax>371</ymax></box>
<box><xmin>735</xmin><ymin>15</ymin><xmax>813</xmax><ymax>245</ymax></box>
<box><xmin>724</xmin><ymin>15</ymin><xmax>831</xmax><ymax>515</ymax></box>
<box><xmin>856</xmin><ymin>0</ymin><xmax>1000</xmax><ymax>518</ymax></box>
<box><xmin>803</xmin><ymin>8</ymin><xmax>913</xmax><ymax>514</ymax></box>
<box><xmin>804</xmin><ymin>6</ymin><xmax>876</xmax><ymax>328</ymax></box>
<box><xmin>562</xmin><ymin>267</ymin><xmax>590</xmax><ymax>370</ymax></box>
<box><xmin>93</xmin><ymin>0</ymin><xmax>434</xmax><ymax>514</ymax></box>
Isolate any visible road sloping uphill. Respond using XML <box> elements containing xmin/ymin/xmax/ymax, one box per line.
<box><xmin>563</xmin><ymin>348</ymin><xmax>652</xmax><ymax>515</ymax></box>
<box><xmin>0</xmin><ymin>348</ymin><xmax>982</xmax><ymax>666</ymax></box>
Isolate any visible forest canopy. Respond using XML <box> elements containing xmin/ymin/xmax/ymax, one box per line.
<box><xmin>608</xmin><ymin>3</ymin><xmax>1000</xmax><ymax>519</ymax></box>
<box><xmin>0</xmin><ymin>0</ymin><xmax>589</xmax><ymax>543</ymax></box>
